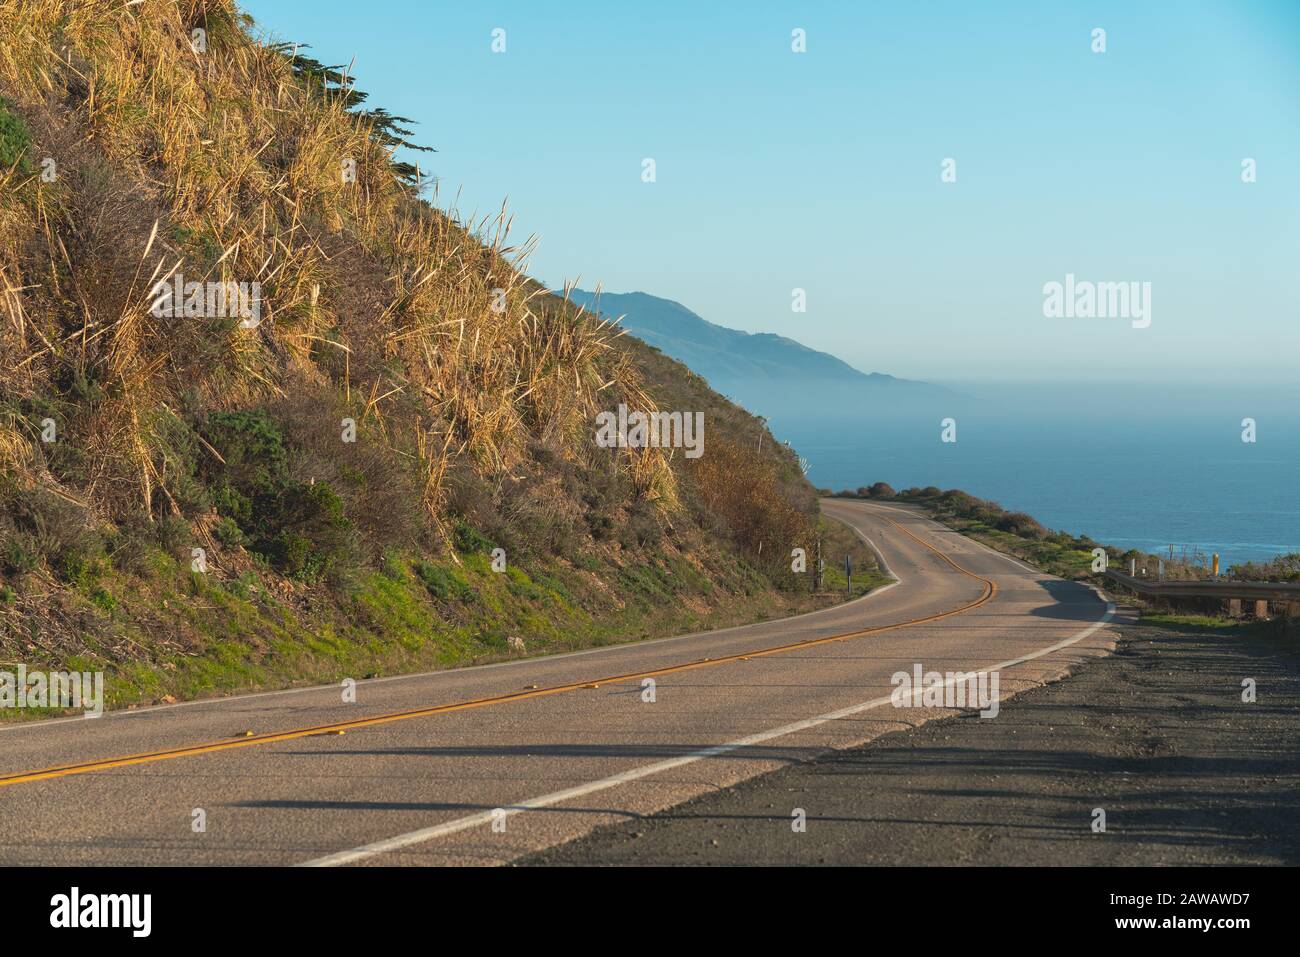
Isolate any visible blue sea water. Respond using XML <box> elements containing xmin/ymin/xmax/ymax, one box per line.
<box><xmin>762</xmin><ymin>389</ymin><xmax>1300</xmax><ymax>570</ymax></box>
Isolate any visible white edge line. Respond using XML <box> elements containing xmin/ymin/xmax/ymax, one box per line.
<box><xmin>840</xmin><ymin>499</ymin><xmax>1044</xmax><ymax>575</ymax></box>
<box><xmin>300</xmin><ymin>597</ymin><xmax>1117</xmax><ymax>867</ymax></box>
<box><xmin>0</xmin><ymin>512</ymin><xmax>899</xmax><ymax>736</ymax></box>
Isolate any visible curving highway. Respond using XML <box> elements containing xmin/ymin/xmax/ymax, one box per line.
<box><xmin>0</xmin><ymin>501</ymin><xmax>1118</xmax><ymax>865</ymax></box>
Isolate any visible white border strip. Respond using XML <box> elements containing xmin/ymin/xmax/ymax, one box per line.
<box><xmin>301</xmin><ymin>598</ymin><xmax>1116</xmax><ymax>867</ymax></box>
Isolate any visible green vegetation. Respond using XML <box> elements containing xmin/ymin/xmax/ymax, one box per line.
<box><xmin>412</xmin><ymin>559</ymin><xmax>472</xmax><ymax>601</ymax></box>
<box><xmin>201</xmin><ymin>410</ymin><xmax>355</xmax><ymax>583</ymax></box>
<box><xmin>0</xmin><ymin>97</ymin><xmax>30</xmax><ymax>170</ymax></box>
<box><xmin>1141</xmin><ymin>610</ymin><xmax>1298</xmax><ymax>642</ymax></box>
<box><xmin>820</xmin><ymin>563</ymin><xmax>892</xmax><ymax>596</ymax></box>
<box><xmin>826</xmin><ymin>486</ymin><xmax>1102</xmax><ymax>579</ymax></box>
<box><xmin>1228</xmin><ymin>553</ymin><xmax>1300</xmax><ymax>583</ymax></box>
<box><xmin>824</xmin><ymin>484</ymin><xmax>1234</xmax><ymax>582</ymax></box>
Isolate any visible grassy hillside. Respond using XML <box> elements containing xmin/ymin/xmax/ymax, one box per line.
<box><xmin>0</xmin><ymin>0</ymin><xmax>874</xmax><ymax>716</ymax></box>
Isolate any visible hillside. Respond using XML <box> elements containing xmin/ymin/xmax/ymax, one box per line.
<box><xmin>0</xmin><ymin>0</ymin><xmax>874</xmax><ymax>714</ymax></box>
<box><xmin>565</xmin><ymin>289</ymin><xmax>952</xmax><ymax>417</ymax></box>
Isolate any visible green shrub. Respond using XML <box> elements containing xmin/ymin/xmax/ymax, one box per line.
<box><xmin>1230</xmin><ymin>553</ymin><xmax>1300</xmax><ymax>582</ymax></box>
<box><xmin>221</xmin><ymin>572</ymin><xmax>259</xmax><ymax>601</ymax></box>
<box><xmin>106</xmin><ymin>515</ymin><xmax>157</xmax><ymax>577</ymax></box>
<box><xmin>213</xmin><ymin>516</ymin><xmax>245</xmax><ymax>548</ymax></box>
<box><xmin>269</xmin><ymin>391</ymin><xmax>422</xmax><ymax>560</ymax></box>
<box><xmin>452</xmin><ymin>521</ymin><xmax>493</xmax><ymax>555</ymax></box>
<box><xmin>90</xmin><ymin>586</ymin><xmax>117</xmax><ymax>613</ymax></box>
<box><xmin>201</xmin><ymin>410</ymin><xmax>289</xmax><ymax>500</ymax></box>
<box><xmin>210</xmin><ymin>485</ymin><xmax>253</xmax><ymax>527</ymax></box>
<box><xmin>379</xmin><ymin>548</ymin><xmax>405</xmax><ymax>580</ymax></box>
<box><xmin>9</xmin><ymin>489</ymin><xmax>103</xmax><ymax>582</ymax></box>
<box><xmin>996</xmin><ymin>511</ymin><xmax>1047</xmax><ymax>539</ymax></box>
<box><xmin>54</xmin><ymin>549</ymin><xmax>98</xmax><ymax>587</ymax></box>
<box><xmin>149</xmin><ymin>409</ymin><xmax>209</xmax><ymax>515</ymax></box>
<box><xmin>200</xmin><ymin>411</ymin><xmax>354</xmax><ymax>582</ymax></box>
<box><xmin>0</xmin><ymin>99</ymin><xmax>31</xmax><ymax>171</ymax></box>
<box><xmin>154</xmin><ymin>515</ymin><xmax>192</xmax><ymax>556</ymax></box>
<box><xmin>261</xmin><ymin>482</ymin><xmax>353</xmax><ymax>583</ymax></box>
<box><xmin>1</xmin><ymin>534</ymin><xmax>38</xmax><ymax>576</ymax></box>
<box><xmin>413</xmin><ymin>560</ymin><xmax>471</xmax><ymax>601</ymax></box>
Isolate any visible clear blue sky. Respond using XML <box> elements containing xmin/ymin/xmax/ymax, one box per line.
<box><xmin>242</xmin><ymin>1</ymin><xmax>1300</xmax><ymax>386</ymax></box>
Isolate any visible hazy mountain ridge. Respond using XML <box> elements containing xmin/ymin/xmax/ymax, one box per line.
<box><xmin>564</xmin><ymin>289</ymin><xmax>950</xmax><ymax>412</ymax></box>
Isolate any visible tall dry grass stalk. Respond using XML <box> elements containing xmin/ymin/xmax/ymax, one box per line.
<box><xmin>0</xmin><ymin>0</ymin><xmax>678</xmax><ymax>526</ymax></box>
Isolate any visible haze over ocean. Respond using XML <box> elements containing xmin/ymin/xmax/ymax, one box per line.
<box><xmin>778</xmin><ymin>388</ymin><xmax>1300</xmax><ymax>568</ymax></box>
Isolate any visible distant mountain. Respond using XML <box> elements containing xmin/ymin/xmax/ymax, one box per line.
<box><xmin>564</xmin><ymin>289</ymin><xmax>951</xmax><ymax>416</ymax></box>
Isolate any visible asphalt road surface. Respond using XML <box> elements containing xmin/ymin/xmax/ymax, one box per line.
<box><xmin>528</xmin><ymin>607</ymin><xmax>1300</xmax><ymax>866</ymax></box>
<box><xmin>0</xmin><ymin>501</ymin><xmax>1119</xmax><ymax>866</ymax></box>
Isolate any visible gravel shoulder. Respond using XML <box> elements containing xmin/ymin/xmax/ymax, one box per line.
<box><xmin>524</xmin><ymin>610</ymin><xmax>1300</xmax><ymax>866</ymax></box>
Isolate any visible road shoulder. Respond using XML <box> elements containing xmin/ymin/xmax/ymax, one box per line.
<box><xmin>523</xmin><ymin>612</ymin><xmax>1300</xmax><ymax>865</ymax></box>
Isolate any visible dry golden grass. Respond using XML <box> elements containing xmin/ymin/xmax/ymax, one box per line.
<box><xmin>0</xmin><ymin>0</ymin><xmax>676</xmax><ymax>533</ymax></box>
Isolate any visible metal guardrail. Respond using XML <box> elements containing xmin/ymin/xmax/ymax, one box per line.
<box><xmin>1104</xmin><ymin>569</ymin><xmax>1300</xmax><ymax>603</ymax></box>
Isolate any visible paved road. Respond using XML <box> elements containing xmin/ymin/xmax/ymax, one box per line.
<box><xmin>0</xmin><ymin>501</ymin><xmax>1117</xmax><ymax>865</ymax></box>
<box><xmin>527</xmin><ymin>605</ymin><xmax>1300</xmax><ymax>866</ymax></box>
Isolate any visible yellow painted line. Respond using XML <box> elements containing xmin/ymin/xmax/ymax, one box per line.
<box><xmin>0</xmin><ymin>514</ymin><xmax>995</xmax><ymax>789</ymax></box>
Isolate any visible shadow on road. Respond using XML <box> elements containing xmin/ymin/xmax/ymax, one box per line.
<box><xmin>522</xmin><ymin>613</ymin><xmax>1300</xmax><ymax>866</ymax></box>
<box><xmin>1025</xmin><ymin>578</ymin><xmax>1110</xmax><ymax>622</ymax></box>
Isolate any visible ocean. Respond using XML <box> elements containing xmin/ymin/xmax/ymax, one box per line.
<box><xmin>759</xmin><ymin>386</ymin><xmax>1300</xmax><ymax>570</ymax></box>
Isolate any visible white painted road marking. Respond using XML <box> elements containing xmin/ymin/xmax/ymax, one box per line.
<box><xmin>301</xmin><ymin>598</ymin><xmax>1116</xmax><ymax>867</ymax></box>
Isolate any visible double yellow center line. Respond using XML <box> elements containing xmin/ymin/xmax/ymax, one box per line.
<box><xmin>0</xmin><ymin>516</ymin><xmax>995</xmax><ymax>788</ymax></box>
